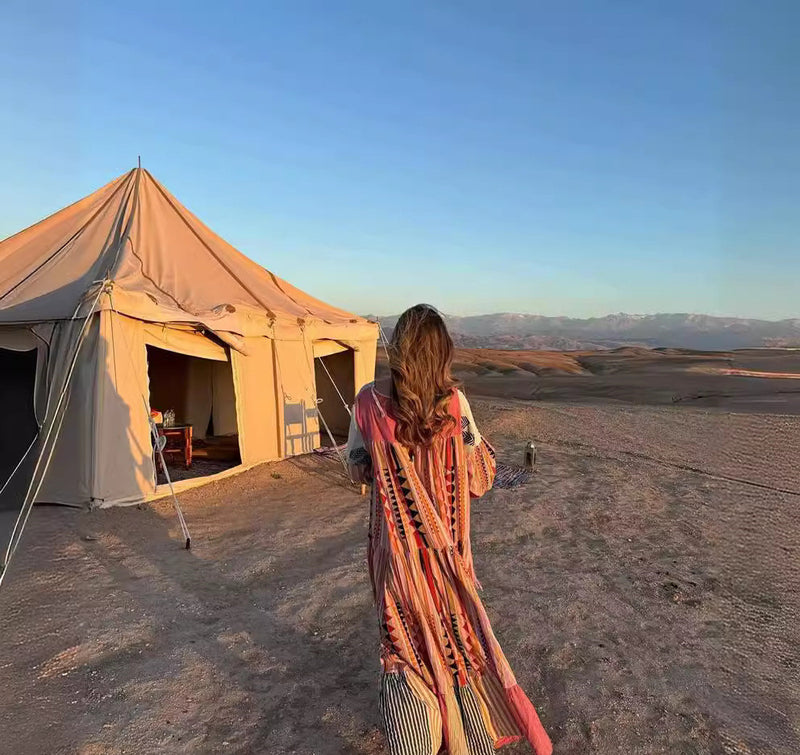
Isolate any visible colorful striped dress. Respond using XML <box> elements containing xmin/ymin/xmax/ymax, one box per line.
<box><xmin>347</xmin><ymin>384</ymin><xmax>552</xmax><ymax>755</ymax></box>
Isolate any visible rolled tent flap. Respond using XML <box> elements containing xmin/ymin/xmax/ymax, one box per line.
<box><xmin>142</xmin><ymin>323</ymin><xmax>228</xmax><ymax>361</ymax></box>
<box><xmin>0</xmin><ymin>328</ymin><xmax>39</xmax><ymax>352</ymax></box>
<box><xmin>313</xmin><ymin>339</ymin><xmax>352</xmax><ymax>358</ymax></box>
<box><xmin>215</xmin><ymin>330</ymin><xmax>249</xmax><ymax>356</ymax></box>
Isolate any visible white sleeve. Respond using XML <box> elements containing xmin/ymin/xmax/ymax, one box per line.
<box><xmin>346</xmin><ymin>408</ymin><xmax>370</xmax><ymax>466</ymax></box>
<box><xmin>457</xmin><ymin>389</ymin><xmax>483</xmax><ymax>449</ymax></box>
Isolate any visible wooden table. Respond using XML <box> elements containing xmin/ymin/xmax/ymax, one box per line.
<box><xmin>157</xmin><ymin>425</ymin><xmax>193</xmax><ymax>468</ymax></box>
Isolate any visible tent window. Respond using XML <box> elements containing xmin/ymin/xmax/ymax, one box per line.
<box><xmin>314</xmin><ymin>349</ymin><xmax>355</xmax><ymax>443</ymax></box>
<box><xmin>146</xmin><ymin>345</ymin><xmax>241</xmax><ymax>483</ymax></box>
<box><xmin>0</xmin><ymin>348</ymin><xmax>38</xmax><ymax>511</ymax></box>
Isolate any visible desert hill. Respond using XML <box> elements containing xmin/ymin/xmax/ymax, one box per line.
<box><xmin>368</xmin><ymin>312</ymin><xmax>800</xmax><ymax>351</ymax></box>
<box><xmin>375</xmin><ymin>346</ymin><xmax>800</xmax><ymax>414</ymax></box>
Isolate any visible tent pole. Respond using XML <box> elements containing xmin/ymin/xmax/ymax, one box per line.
<box><xmin>149</xmin><ymin>419</ymin><xmax>191</xmax><ymax>549</ymax></box>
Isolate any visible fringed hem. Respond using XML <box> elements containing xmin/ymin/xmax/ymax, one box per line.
<box><xmin>506</xmin><ymin>683</ymin><xmax>553</xmax><ymax>755</ymax></box>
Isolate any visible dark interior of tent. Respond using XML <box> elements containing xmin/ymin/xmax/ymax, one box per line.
<box><xmin>0</xmin><ymin>348</ymin><xmax>39</xmax><ymax>511</ymax></box>
<box><xmin>314</xmin><ymin>348</ymin><xmax>355</xmax><ymax>444</ymax></box>
<box><xmin>146</xmin><ymin>345</ymin><xmax>241</xmax><ymax>483</ymax></box>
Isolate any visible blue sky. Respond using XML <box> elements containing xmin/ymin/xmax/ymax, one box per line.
<box><xmin>1</xmin><ymin>1</ymin><xmax>798</xmax><ymax>320</ymax></box>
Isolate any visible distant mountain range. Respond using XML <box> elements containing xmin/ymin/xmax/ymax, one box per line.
<box><xmin>366</xmin><ymin>313</ymin><xmax>800</xmax><ymax>351</ymax></box>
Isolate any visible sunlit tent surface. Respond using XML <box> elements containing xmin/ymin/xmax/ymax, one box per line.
<box><xmin>0</xmin><ymin>168</ymin><xmax>377</xmax><ymax>509</ymax></box>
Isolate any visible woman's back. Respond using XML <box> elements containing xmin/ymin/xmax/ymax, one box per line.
<box><xmin>348</xmin><ymin>380</ymin><xmax>496</xmax><ymax>588</ymax></box>
<box><xmin>345</xmin><ymin>304</ymin><xmax>551</xmax><ymax>755</ymax></box>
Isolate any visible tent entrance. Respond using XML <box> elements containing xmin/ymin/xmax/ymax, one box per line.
<box><xmin>0</xmin><ymin>348</ymin><xmax>39</xmax><ymax>511</ymax></box>
<box><xmin>146</xmin><ymin>345</ymin><xmax>241</xmax><ymax>484</ymax></box>
<box><xmin>314</xmin><ymin>348</ymin><xmax>355</xmax><ymax>446</ymax></box>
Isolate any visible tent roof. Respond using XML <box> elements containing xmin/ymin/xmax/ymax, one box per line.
<box><xmin>0</xmin><ymin>169</ymin><xmax>371</xmax><ymax>337</ymax></box>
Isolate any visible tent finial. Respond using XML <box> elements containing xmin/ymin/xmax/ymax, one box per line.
<box><xmin>137</xmin><ymin>155</ymin><xmax>141</xmax><ymax>169</ymax></box>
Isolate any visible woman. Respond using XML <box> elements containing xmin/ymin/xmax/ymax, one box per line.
<box><xmin>347</xmin><ymin>305</ymin><xmax>552</xmax><ymax>755</ymax></box>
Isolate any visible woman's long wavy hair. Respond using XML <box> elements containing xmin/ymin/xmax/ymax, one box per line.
<box><xmin>389</xmin><ymin>304</ymin><xmax>459</xmax><ymax>448</ymax></box>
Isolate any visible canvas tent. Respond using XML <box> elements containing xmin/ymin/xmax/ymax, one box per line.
<box><xmin>0</xmin><ymin>168</ymin><xmax>378</xmax><ymax>520</ymax></box>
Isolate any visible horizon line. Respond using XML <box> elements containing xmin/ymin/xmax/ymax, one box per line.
<box><xmin>365</xmin><ymin>311</ymin><xmax>800</xmax><ymax>324</ymax></box>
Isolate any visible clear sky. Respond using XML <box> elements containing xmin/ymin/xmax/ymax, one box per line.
<box><xmin>1</xmin><ymin>1</ymin><xmax>798</xmax><ymax>320</ymax></box>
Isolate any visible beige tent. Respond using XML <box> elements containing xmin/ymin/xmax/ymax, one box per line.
<box><xmin>0</xmin><ymin>168</ymin><xmax>377</xmax><ymax>513</ymax></box>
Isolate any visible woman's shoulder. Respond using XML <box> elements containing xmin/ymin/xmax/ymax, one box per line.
<box><xmin>354</xmin><ymin>381</ymin><xmax>375</xmax><ymax>404</ymax></box>
<box><xmin>359</xmin><ymin>377</ymin><xmax>393</xmax><ymax>399</ymax></box>
<box><xmin>355</xmin><ymin>380</ymin><xmax>387</xmax><ymax>404</ymax></box>
<box><xmin>455</xmin><ymin>388</ymin><xmax>478</xmax><ymax>425</ymax></box>
<box><xmin>357</xmin><ymin>380</ymin><xmax>376</xmax><ymax>395</ymax></box>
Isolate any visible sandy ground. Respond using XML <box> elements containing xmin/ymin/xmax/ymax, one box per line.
<box><xmin>1</xmin><ymin>397</ymin><xmax>799</xmax><ymax>754</ymax></box>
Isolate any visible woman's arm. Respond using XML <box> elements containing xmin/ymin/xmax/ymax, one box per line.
<box><xmin>346</xmin><ymin>409</ymin><xmax>372</xmax><ymax>484</ymax></box>
<box><xmin>458</xmin><ymin>390</ymin><xmax>497</xmax><ymax>497</ymax></box>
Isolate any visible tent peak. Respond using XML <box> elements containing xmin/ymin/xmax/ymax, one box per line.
<box><xmin>0</xmin><ymin>168</ymin><xmax>370</xmax><ymax>329</ymax></box>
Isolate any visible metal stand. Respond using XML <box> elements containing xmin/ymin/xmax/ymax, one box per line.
<box><xmin>524</xmin><ymin>441</ymin><xmax>536</xmax><ymax>469</ymax></box>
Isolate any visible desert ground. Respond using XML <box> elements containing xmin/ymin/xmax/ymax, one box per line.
<box><xmin>1</xmin><ymin>349</ymin><xmax>799</xmax><ymax>754</ymax></box>
<box><xmin>449</xmin><ymin>346</ymin><xmax>800</xmax><ymax>415</ymax></box>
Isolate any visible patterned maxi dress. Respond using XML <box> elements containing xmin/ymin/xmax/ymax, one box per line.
<box><xmin>347</xmin><ymin>384</ymin><xmax>552</xmax><ymax>755</ymax></box>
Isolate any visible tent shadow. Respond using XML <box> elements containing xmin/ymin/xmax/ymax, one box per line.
<box><xmin>81</xmin><ymin>480</ymin><xmax>383</xmax><ymax>754</ymax></box>
<box><xmin>284</xmin><ymin>398</ymin><xmax>320</xmax><ymax>456</ymax></box>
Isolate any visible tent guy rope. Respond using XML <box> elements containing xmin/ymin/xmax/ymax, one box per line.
<box><xmin>0</xmin><ymin>280</ymin><xmax>110</xmax><ymax>589</ymax></box>
<box><xmin>317</xmin><ymin>354</ymin><xmax>352</xmax><ymax>418</ymax></box>
<box><xmin>377</xmin><ymin>320</ymin><xmax>391</xmax><ymax>361</ymax></box>
<box><xmin>300</xmin><ymin>328</ymin><xmax>351</xmax><ymax>478</ymax></box>
<box><xmin>0</xmin><ymin>437</ymin><xmax>39</xmax><ymax>501</ymax></box>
